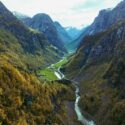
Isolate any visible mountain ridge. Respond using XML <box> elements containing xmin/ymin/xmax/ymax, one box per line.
<box><xmin>0</xmin><ymin>1</ymin><xmax>63</xmax><ymax>70</ymax></box>
<box><xmin>62</xmin><ymin>1</ymin><xmax>125</xmax><ymax>125</ymax></box>
<box><xmin>17</xmin><ymin>12</ymin><xmax>67</xmax><ymax>52</ymax></box>
<box><xmin>72</xmin><ymin>0</ymin><xmax>125</xmax><ymax>50</ymax></box>
<box><xmin>0</xmin><ymin>2</ymin><xmax>75</xmax><ymax>125</ymax></box>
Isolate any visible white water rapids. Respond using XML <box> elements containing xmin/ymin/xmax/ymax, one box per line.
<box><xmin>51</xmin><ymin>62</ymin><xmax>96</xmax><ymax>125</ymax></box>
<box><xmin>74</xmin><ymin>85</ymin><xmax>95</xmax><ymax>125</ymax></box>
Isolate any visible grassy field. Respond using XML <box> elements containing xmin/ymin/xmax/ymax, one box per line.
<box><xmin>38</xmin><ymin>67</ymin><xmax>58</xmax><ymax>81</ymax></box>
<box><xmin>53</xmin><ymin>58</ymin><xmax>68</xmax><ymax>70</ymax></box>
<box><xmin>37</xmin><ymin>58</ymin><xmax>68</xmax><ymax>81</ymax></box>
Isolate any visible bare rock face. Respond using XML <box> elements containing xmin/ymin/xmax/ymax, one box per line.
<box><xmin>75</xmin><ymin>0</ymin><xmax>125</xmax><ymax>48</ymax></box>
<box><xmin>87</xmin><ymin>0</ymin><xmax>125</xmax><ymax>35</ymax></box>
<box><xmin>89</xmin><ymin>23</ymin><xmax>125</xmax><ymax>63</ymax></box>
<box><xmin>75</xmin><ymin>0</ymin><xmax>125</xmax><ymax>65</ymax></box>
<box><xmin>65</xmin><ymin>0</ymin><xmax>125</xmax><ymax>74</ymax></box>
<box><xmin>75</xmin><ymin>21</ymin><xmax>125</xmax><ymax>69</ymax></box>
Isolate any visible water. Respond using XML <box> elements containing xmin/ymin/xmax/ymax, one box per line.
<box><xmin>54</xmin><ymin>67</ymin><xmax>64</xmax><ymax>79</ymax></box>
<box><xmin>54</xmin><ymin>71</ymin><xmax>62</xmax><ymax>79</ymax></box>
<box><xmin>74</xmin><ymin>85</ymin><xmax>96</xmax><ymax>125</ymax></box>
<box><xmin>52</xmin><ymin>63</ymin><xmax>96</xmax><ymax>125</ymax></box>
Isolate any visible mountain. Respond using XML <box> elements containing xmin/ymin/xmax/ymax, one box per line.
<box><xmin>65</xmin><ymin>27</ymin><xmax>82</xmax><ymax>40</ymax></box>
<box><xmin>66</xmin><ymin>26</ymin><xmax>89</xmax><ymax>51</ymax></box>
<box><xmin>62</xmin><ymin>1</ymin><xmax>125</xmax><ymax>125</ymax></box>
<box><xmin>0</xmin><ymin>2</ymin><xmax>75</xmax><ymax>125</ymax></box>
<box><xmin>87</xmin><ymin>0</ymin><xmax>125</xmax><ymax>35</ymax></box>
<box><xmin>19</xmin><ymin>13</ymin><xmax>67</xmax><ymax>52</ymax></box>
<box><xmin>0</xmin><ymin>2</ymin><xmax>65</xmax><ymax>70</ymax></box>
<box><xmin>54</xmin><ymin>21</ymin><xmax>72</xmax><ymax>44</ymax></box>
<box><xmin>71</xmin><ymin>0</ymin><xmax>125</xmax><ymax>51</ymax></box>
<box><xmin>63</xmin><ymin>19</ymin><xmax>125</xmax><ymax>125</ymax></box>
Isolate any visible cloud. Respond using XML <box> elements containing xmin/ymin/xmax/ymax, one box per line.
<box><xmin>1</xmin><ymin>0</ymin><xmax>123</xmax><ymax>28</ymax></box>
<box><xmin>72</xmin><ymin>0</ymin><xmax>103</xmax><ymax>11</ymax></box>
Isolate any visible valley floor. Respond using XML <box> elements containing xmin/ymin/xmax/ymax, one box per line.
<box><xmin>40</xmin><ymin>57</ymin><xmax>97</xmax><ymax>125</ymax></box>
<box><xmin>37</xmin><ymin>57</ymin><xmax>84</xmax><ymax>125</ymax></box>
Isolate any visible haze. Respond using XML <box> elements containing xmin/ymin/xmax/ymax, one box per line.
<box><xmin>1</xmin><ymin>0</ymin><xmax>122</xmax><ymax>28</ymax></box>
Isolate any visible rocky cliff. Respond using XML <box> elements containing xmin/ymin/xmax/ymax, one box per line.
<box><xmin>63</xmin><ymin>1</ymin><xmax>125</xmax><ymax>125</ymax></box>
<box><xmin>88</xmin><ymin>0</ymin><xmax>125</xmax><ymax>35</ymax></box>
<box><xmin>73</xmin><ymin>0</ymin><xmax>125</xmax><ymax>50</ymax></box>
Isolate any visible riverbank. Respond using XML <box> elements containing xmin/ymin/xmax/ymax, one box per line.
<box><xmin>37</xmin><ymin>58</ymin><xmax>68</xmax><ymax>81</ymax></box>
<box><xmin>37</xmin><ymin>57</ymin><xmax>96</xmax><ymax>125</ymax></box>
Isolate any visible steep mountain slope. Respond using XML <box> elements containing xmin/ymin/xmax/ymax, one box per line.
<box><xmin>0</xmin><ymin>2</ymin><xmax>75</xmax><ymax>125</ymax></box>
<box><xmin>63</xmin><ymin>19</ymin><xmax>125</xmax><ymax>125</ymax></box>
<box><xmin>65</xmin><ymin>27</ymin><xmax>82</xmax><ymax>40</ymax></box>
<box><xmin>71</xmin><ymin>0</ymin><xmax>125</xmax><ymax>51</ymax></box>
<box><xmin>87</xmin><ymin>0</ymin><xmax>125</xmax><ymax>35</ymax></box>
<box><xmin>19</xmin><ymin>13</ymin><xmax>66</xmax><ymax>52</ymax></box>
<box><xmin>65</xmin><ymin>0</ymin><xmax>125</xmax><ymax>69</ymax></box>
<box><xmin>0</xmin><ymin>2</ymin><xmax>63</xmax><ymax>70</ymax></box>
<box><xmin>0</xmin><ymin>29</ymin><xmax>69</xmax><ymax>125</ymax></box>
<box><xmin>78</xmin><ymin>0</ymin><xmax>125</xmax><ymax>37</ymax></box>
<box><xmin>62</xmin><ymin>1</ymin><xmax>125</xmax><ymax>125</ymax></box>
<box><xmin>66</xmin><ymin>26</ymin><xmax>89</xmax><ymax>51</ymax></box>
<box><xmin>54</xmin><ymin>21</ymin><xmax>72</xmax><ymax>44</ymax></box>
<box><xmin>0</xmin><ymin>28</ymin><xmax>76</xmax><ymax>125</ymax></box>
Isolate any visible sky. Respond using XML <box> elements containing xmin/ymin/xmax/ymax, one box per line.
<box><xmin>1</xmin><ymin>0</ymin><xmax>123</xmax><ymax>28</ymax></box>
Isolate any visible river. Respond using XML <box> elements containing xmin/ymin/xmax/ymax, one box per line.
<box><xmin>51</xmin><ymin>61</ymin><xmax>96</xmax><ymax>125</ymax></box>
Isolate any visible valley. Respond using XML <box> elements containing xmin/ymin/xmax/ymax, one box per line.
<box><xmin>37</xmin><ymin>57</ymin><xmax>68</xmax><ymax>81</ymax></box>
<box><xmin>0</xmin><ymin>0</ymin><xmax>125</xmax><ymax>125</ymax></box>
<box><xmin>39</xmin><ymin>56</ymin><xmax>96</xmax><ymax>125</ymax></box>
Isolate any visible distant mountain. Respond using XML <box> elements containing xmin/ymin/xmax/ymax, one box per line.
<box><xmin>65</xmin><ymin>27</ymin><xmax>82</xmax><ymax>40</ymax></box>
<box><xmin>18</xmin><ymin>13</ymin><xmax>67</xmax><ymax>52</ymax></box>
<box><xmin>0</xmin><ymin>1</ymin><xmax>62</xmax><ymax>70</ymax></box>
<box><xmin>66</xmin><ymin>26</ymin><xmax>89</xmax><ymax>51</ymax></box>
<box><xmin>54</xmin><ymin>21</ymin><xmax>72</xmax><ymax>44</ymax></box>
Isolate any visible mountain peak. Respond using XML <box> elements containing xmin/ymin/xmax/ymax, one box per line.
<box><xmin>85</xmin><ymin>0</ymin><xmax>125</xmax><ymax>35</ymax></box>
<box><xmin>32</xmin><ymin>13</ymin><xmax>53</xmax><ymax>25</ymax></box>
<box><xmin>116</xmin><ymin>0</ymin><xmax>125</xmax><ymax>7</ymax></box>
<box><xmin>18</xmin><ymin>12</ymin><xmax>67</xmax><ymax>52</ymax></box>
<box><xmin>98</xmin><ymin>8</ymin><xmax>111</xmax><ymax>15</ymax></box>
<box><xmin>54</xmin><ymin>21</ymin><xmax>61</xmax><ymax>26</ymax></box>
<box><xmin>0</xmin><ymin>1</ymin><xmax>8</xmax><ymax>11</ymax></box>
<box><xmin>33</xmin><ymin>13</ymin><xmax>51</xmax><ymax>20</ymax></box>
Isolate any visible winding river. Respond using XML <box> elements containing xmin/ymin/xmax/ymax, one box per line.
<box><xmin>51</xmin><ymin>61</ymin><xmax>96</xmax><ymax>125</ymax></box>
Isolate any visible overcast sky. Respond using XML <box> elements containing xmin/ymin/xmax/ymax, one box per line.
<box><xmin>1</xmin><ymin>0</ymin><xmax>122</xmax><ymax>28</ymax></box>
